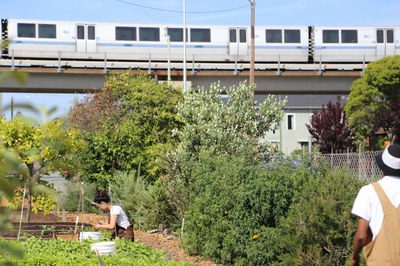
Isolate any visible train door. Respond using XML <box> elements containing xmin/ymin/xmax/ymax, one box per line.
<box><xmin>229</xmin><ymin>28</ymin><xmax>248</xmax><ymax>56</ymax></box>
<box><xmin>376</xmin><ymin>29</ymin><xmax>395</xmax><ymax>56</ymax></box>
<box><xmin>76</xmin><ymin>24</ymin><xmax>96</xmax><ymax>53</ymax></box>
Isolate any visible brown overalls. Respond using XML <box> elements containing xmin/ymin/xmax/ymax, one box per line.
<box><xmin>363</xmin><ymin>182</ymin><xmax>400</xmax><ymax>265</ymax></box>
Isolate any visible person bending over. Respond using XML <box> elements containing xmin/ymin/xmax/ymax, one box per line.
<box><xmin>93</xmin><ymin>193</ymin><xmax>134</xmax><ymax>241</ymax></box>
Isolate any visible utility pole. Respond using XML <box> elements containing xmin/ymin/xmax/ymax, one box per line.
<box><xmin>183</xmin><ymin>0</ymin><xmax>187</xmax><ymax>92</ymax></box>
<box><xmin>249</xmin><ymin>0</ymin><xmax>255</xmax><ymax>85</ymax></box>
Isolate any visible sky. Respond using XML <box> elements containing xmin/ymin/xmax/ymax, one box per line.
<box><xmin>1</xmin><ymin>0</ymin><xmax>400</xmax><ymax>120</ymax></box>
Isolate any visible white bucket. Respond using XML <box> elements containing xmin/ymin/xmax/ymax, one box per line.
<box><xmin>79</xmin><ymin>231</ymin><xmax>102</xmax><ymax>241</ymax></box>
<box><xmin>91</xmin><ymin>241</ymin><xmax>116</xmax><ymax>255</ymax></box>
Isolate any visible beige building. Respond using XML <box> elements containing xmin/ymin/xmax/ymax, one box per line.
<box><xmin>263</xmin><ymin>94</ymin><xmax>347</xmax><ymax>155</ymax></box>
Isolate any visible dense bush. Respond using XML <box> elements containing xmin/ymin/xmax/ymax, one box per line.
<box><xmin>181</xmin><ymin>153</ymin><xmax>309</xmax><ymax>264</ymax></box>
<box><xmin>181</xmin><ymin>153</ymin><xmax>365</xmax><ymax>265</ymax></box>
<box><xmin>109</xmin><ymin>170</ymin><xmax>156</xmax><ymax>230</ymax></box>
<box><xmin>275</xmin><ymin>169</ymin><xmax>365</xmax><ymax>266</ymax></box>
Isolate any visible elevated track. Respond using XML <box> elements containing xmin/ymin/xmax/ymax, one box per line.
<box><xmin>0</xmin><ymin>59</ymin><xmax>364</xmax><ymax>95</ymax></box>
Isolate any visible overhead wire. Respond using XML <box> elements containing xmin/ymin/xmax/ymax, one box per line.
<box><xmin>115</xmin><ymin>0</ymin><xmax>249</xmax><ymax>14</ymax></box>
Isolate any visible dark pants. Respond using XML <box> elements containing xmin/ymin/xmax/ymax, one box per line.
<box><xmin>112</xmin><ymin>224</ymin><xmax>135</xmax><ymax>241</ymax></box>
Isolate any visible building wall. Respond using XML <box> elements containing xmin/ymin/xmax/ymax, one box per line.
<box><xmin>264</xmin><ymin>109</ymin><xmax>313</xmax><ymax>154</ymax></box>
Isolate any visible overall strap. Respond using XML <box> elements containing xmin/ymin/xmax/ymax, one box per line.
<box><xmin>372</xmin><ymin>182</ymin><xmax>394</xmax><ymax>213</ymax></box>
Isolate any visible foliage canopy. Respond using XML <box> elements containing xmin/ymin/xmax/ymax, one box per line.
<box><xmin>345</xmin><ymin>56</ymin><xmax>400</xmax><ymax>143</ymax></box>
<box><xmin>67</xmin><ymin>72</ymin><xmax>183</xmax><ymax>186</ymax></box>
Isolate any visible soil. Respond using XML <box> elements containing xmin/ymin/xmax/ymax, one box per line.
<box><xmin>8</xmin><ymin>211</ymin><xmax>219</xmax><ymax>266</ymax></box>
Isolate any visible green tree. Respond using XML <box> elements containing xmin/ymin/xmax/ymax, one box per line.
<box><xmin>67</xmin><ymin>72</ymin><xmax>183</xmax><ymax>186</ymax></box>
<box><xmin>0</xmin><ymin>118</ymin><xmax>84</xmax><ymax>221</ymax></box>
<box><xmin>345</xmin><ymin>56</ymin><xmax>400</xmax><ymax>144</ymax></box>
<box><xmin>159</xmin><ymin>81</ymin><xmax>287</xmax><ymax>226</ymax></box>
<box><xmin>371</xmin><ymin>100</ymin><xmax>400</xmax><ymax>145</ymax></box>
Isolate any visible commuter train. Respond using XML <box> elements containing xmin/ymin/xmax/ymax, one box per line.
<box><xmin>1</xmin><ymin>18</ymin><xmax>399</xmax><ymax>64</ymax></box>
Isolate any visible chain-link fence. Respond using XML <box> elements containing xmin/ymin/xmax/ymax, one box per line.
<box><xmin>269</xmin><ymin>151</ymin><xmax>384</xmax><ymax>182</ymax></box>
<box><xmin>319</xmin><ymin>151</ymin><xmax>383</xmax><ymax>182</ymax></box>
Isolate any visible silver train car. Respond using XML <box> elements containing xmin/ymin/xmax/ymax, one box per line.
<box><xmin>1</xmin><ymin>18</ymin><xmax>399</xmax><ymax>64</ymax></box>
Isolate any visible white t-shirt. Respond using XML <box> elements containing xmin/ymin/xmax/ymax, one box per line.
<box><xmin>110</xmin><ymin>205</ymin><xmax>131</xmax><ymax>229</ymax></box>
<box><xmin>351</xmin><ymin>176</ymin><xmax>400</xmax><ymax>240</ymax></box>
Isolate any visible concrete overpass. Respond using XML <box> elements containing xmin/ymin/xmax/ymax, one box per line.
<box><xmin>0</xmin><ymin>59</ymin><xmax>362</xmax><ymax>95</ymax></box>
<box><xmin>0</xmin><ymin>59</ymin><xmax>363</xmax><ymax>154</ymax></box>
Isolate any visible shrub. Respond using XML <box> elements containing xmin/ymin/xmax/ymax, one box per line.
<box><xmin>181</xmin><ymin>152</ymin><xmax>311</xmax><ymax>265</ymax></box>
<box><xmin>109</xmin><ymin>170</ymin><xmax>155</xmax><ymax>230</ymax></box>
<box><xmin>58</xmin><ymin>181</ymin><xmax>97</xmax><ymax>212</ymax></box>
<box><xmin>182</xmin><ymin>153</ymin><xmax>365</xmax><ymax>265</ymax></box>
<box><xmin>275</xmin><ymin>169</ymin><xmax>366</xmax><ymax>266</ymax></box>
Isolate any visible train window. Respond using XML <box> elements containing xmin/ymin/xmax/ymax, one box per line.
<box><xmin>38</xmin><ymin>24</ymin><xmax>56</xmax><ymax>39</ymax></box>
<box><xmin>116</xmin><ymin>27</ymin><xmax>136</xmax><ymax>41</ymax></box>
<box><xmin>266</xmin><ymin>30</ymin><xmax>282</xmax><ymax>43</ymax></box>
<box><xmin>17</xmin><ymin>23</ymin><xmax>35</xmax><ymax>38</ymax></box>
<box><xmin>239</xmin><ymin>29</ymin><xmax>246</xmax><ymax>43</ymax></box>
<box><xmin>322</xmin><ymin>30</ymin><xmax>339</xmax><ymax>43</ymax></box>
<box><xmin>387</xmin><ymin>30</ymin><xmax>394</xmax><ymax>43</ymax></box>
<box><xmin>77</xmin><ymin>26</ymin><xmax>84</xmax><ymax>40</ymax></box>
<box><xmin>229</xmin><ymin>29</ymin><xmax>236</xmax><ymax>42</ymax></box>
<box><xmin>341</xmin><ymin>30</ymin><xmax>357</xmax><ymax>43</ymax></box>
<box><xmin>190</xmin><ymin>29</ymin><xmax>211</xmax><ymax>42</ymax></box>
<box><xmin>168</xmin><ymin>28</ymin><xmax>186</xmax><ymax>42</ymax></box>
<box><xmin>377</xmin><ymin>30</ymin><xmax>384</xmax><ymax>43</ymax></box>
<box><xmin>88</xmin><ymin>26</ymin><xmax>95</xmax><ymax>40</ymax></box>
<box><xmin>284</xmin><ymin>30</ymin><xmax>300</xmax><ymax>43</ymax></box>
<box><xmin>139</xmin><ymin>27</ymin><xmax>160</xmax><ymax>41</ymax></box>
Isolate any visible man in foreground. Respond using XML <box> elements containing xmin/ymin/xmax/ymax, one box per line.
<box><xmin>351</xmin><ymin>144</ymin><xmax>400</xmax><ymax>265</ymax></box>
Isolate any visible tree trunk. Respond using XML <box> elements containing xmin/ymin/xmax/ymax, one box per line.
<box><xmin>26</xmin><ymin>176</ymin><xmax>33</xmax><ymax>221</ymax></box>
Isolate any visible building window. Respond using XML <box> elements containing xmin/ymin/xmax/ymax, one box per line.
<box><xmin>299</xmin><ymin>141</ymin><xmax>310</xmax><ymax>150</ymax></box>
<box><xmin>287</xmin><ymin>114</ymin><xmax>295</xmax><ymax>130</ymax></box>
<box><xmin>270</xmin><ymin>141</ymin><xmax>280</xmax><ymax>150</ymax></box>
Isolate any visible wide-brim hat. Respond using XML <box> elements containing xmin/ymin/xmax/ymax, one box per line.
<box><xmin>376</xmin><ymin>144</ymin><xmax>400</xmax><ymax>176</ymax></box>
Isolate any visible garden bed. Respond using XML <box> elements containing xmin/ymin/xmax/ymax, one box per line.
<box><xmin>3</xmin><ymin>211</ymin><xmax>218</xmax><ymax>266</ymax></box>
<box><xmin>2</xmin><ymin>221</ymin><xmax>91</xmax><ymax>240</ymax></box>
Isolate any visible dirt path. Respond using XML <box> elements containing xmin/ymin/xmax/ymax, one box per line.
<box><xmin>134</xmin><ymin>230</ymin><xmax>218</xmax><ymax>266</ymax></box>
